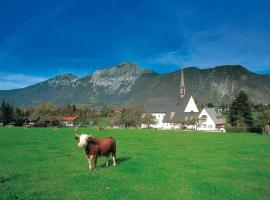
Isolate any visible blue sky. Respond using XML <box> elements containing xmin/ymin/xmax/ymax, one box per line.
<box><xmin>0</xmin><ymin>0</ymin><xmax>270</xmax><ymax>89</ymax></box>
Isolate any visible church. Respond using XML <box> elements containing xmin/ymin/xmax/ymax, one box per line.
<box><xmin>142</xmin><ymin>69</ymin><xmax>200</xmax><ymax>129</ymax></box>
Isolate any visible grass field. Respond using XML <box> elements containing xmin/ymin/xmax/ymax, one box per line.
<box><xmin>0</xmin><ymin>128</ymin><xmax>270</xmax><ymax>200</ymax></box>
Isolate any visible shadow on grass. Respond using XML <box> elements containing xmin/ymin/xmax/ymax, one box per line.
<box><xmin>116</xmin><ymin>156</ymin><xmax>132</xmax><ymax>165</ymax></box>
<box><xmin>0</xmin><ymin>174</ymin><xmax>20</xmax><ymax>184</ymax></box>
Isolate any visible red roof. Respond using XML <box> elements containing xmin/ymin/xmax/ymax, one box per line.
<box><xmin>63</xmin><ymin>116</ymin><xmax>78</xmax><ymax>121</ymax></box>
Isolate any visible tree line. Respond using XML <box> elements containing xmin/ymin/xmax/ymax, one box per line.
<box><xmin>1</xmin><ymin>91</ymin><xmax>269</xmax><ymax>130</ymax></box>
<box><xmin>0</xmin><ymin>100</ymin><xmax>155</xmax><ymax>128</ymax></box>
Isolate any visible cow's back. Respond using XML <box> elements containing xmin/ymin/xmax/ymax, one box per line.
<box><xmin>95</xmin><ymin>137</ymin><xmax>116</xmax><ymax>156</ymax></box>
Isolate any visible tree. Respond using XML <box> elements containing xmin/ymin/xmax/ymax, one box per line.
<box><xmin>229</xmin><ymin>91</ymin><xmax>253</xmax><ymax>127</ymax></box>
<box><xmin>57</xmin><ymin>104</ymin><xmax>77</xmax><ymax>116</ymax></box>
<box><xmin>141</xmin><ymin>113</ymin><xmax>157</xmax><ymax>128</ymax></box>
<box><xmin>110</xmin><ymin>113</ymin><xmax>123</xmax><ymax>126</ymax></box>
<box><xmin>100</xmin><ymin>105</ymin><xmax>113</xmax><ymax>117</ymax></box>
<box><xmin>121</xmin><ymin>106</ymin><xmax>143</xmax><ymax>127</ymax></box>
<box><xmin>33</xmin><ymin>102</ymin><xmax>55</xmax><ymax>117</ymax></box>
<box><xmin>0</xmin><ymin>99</ymin><xmax>14</xmax><ymax>125</ymax></box>
<box><xmin>207</xmin><ymin>103</ymin><xmax>214</xmax><ymax>108</ymax></box>
<box><xmin>254</xmin><ymin>109</ymin><xmax>270</xmax><ymax>127</ymax></box>
<box><xmin>186</xmin><ymin>116</ymin><xmax>201</xmax><ymax>130</ymax></box>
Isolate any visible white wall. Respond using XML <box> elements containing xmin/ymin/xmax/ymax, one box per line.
<box><xmin>197</xmin><ymin>109</ymin><xmax>216</xmax><ymax>131</ymax></box>
<box><xmin>141</xmin><ymin>113</ymin><xmax>166</xmax><ymax>128</ymax></box>
<box><xmin>184</xmin><ymin>96</ymin><xmax>199</xmax><ymax>112</ymax></box>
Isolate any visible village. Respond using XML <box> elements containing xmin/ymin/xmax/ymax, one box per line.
<box><xmin>1</xmin><ymin>69</ymin><xmax>269</xmax><ymax>134</ymax></box>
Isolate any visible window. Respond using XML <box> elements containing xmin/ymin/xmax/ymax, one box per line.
<box><xmin>201</xmin><ymin>115</ymin><xmax>207</xmax><ymax>122</ymax></box>
<box><xmin>208</xmin><ymin>125</ymin><xmax>213</xmax><ymax>129</ymax></box>
<box><xmin>202</xmin><ymin>124</ymin><xmax>206</xmax><ymax>128</ymax></box>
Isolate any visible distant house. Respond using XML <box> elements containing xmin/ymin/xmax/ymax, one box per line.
<box><xmin>197</xmin><ymin>108</ymin><xmax>226</xmax><ymax>132</ymax></box>
<box><xmin>114</xmin><ymin>107</ymin><xmax>124</xmax><ymax>113</ymax></box>
<box><xmin>23</xmin><ymin>116</ymin><xmax>40</xmax><ymax>126</ymax></box>
<box><xmin>61</xmin><ymin>116</ymin><xmax>79</xmax><ymax>127</ymax></box>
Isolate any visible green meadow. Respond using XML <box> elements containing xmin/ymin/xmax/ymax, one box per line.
<box><xmin>0</xmin><ymin>128</ymin><xmax>270</xmax><ymax>200</ymax></box>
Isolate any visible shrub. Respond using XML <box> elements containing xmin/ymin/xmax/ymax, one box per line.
<box><xmin>226</xmin><ymin>126</ymin><xmax>263</xmax><ymax>134</ymax></box>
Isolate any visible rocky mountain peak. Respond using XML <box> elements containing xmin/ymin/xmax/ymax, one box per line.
<box><xmin>102</xmin><ymin>62</ymin><xmax>151</xmax><ymax>75</ymax></box>
<box><xmin>47</xmin><ymin>73</ymin><xmax>79</xmax><ymax>88</ymax></box>
<box><xmin>90</xmin><ymin>62</ymin><xmax>151</xmax><ymax>95</ymax></box>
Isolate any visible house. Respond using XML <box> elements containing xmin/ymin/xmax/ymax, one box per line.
<box><xmin>114</xmin><ymin>107</ymin><xmax>124</xmax><ymax>113</ymax></box>
<box><xmin>197</xmin><ymin>108</ymin><xmax>226</xmax><ymax>132</ymax></box>
<box><xmin>23</xmin><ymin>116</ymin><xmax>40</xmax><ymax>126</ymax></box>
<box><xmin>142</xmin><ymin>69</ymin><xmax>200</xmax><ymax>129</ymax></box>
<box><xmin>61</xmin><ymin>116</ymin><xmax>79</xmax><ymax>127</ymax></box>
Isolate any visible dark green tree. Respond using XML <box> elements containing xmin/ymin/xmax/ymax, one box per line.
<box><xmin>206</xmin><ymin>103</ymin><xmax>214</xmax><ymax>108</ymax></box>
<box><xmin>254</xmin><ymin>109</ymin><xmax>270</xmax><ymax>127</ymax></box>
<box><xmin>0</xmin><ymin>99</ymin><xmax>14</xmax><ymax>125</ymax></box>
<box><xmin>229</xmin><ymin>91</ymin><xmax>253</xmax><ymax>127</ymax></box>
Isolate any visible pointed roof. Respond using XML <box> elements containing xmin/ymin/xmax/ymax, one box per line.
<box><xmin>203</xmin><ymin>108</ymin><xmax>225</xmax><ymax>125</ymax></box>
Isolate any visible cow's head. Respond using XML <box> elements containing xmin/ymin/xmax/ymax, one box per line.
<box><xmin>75</xmin><ymin>134</ymin><xmax>92</xmax><ymax>148</ymax></box>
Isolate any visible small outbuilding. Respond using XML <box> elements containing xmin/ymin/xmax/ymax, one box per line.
<box><xmin>61</xmin><ymin>116</ymin><xmax>79</xmax><ymax>127</ymax></box>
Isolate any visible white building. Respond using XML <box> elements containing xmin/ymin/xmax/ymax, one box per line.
<box><xmin>141</xmin><ymin>68</ymin><xmax>225</xmax><ymax>131</ymax></box>
<box><xmin>197</xmin><ymin>108</ymin><xmax>226</xmax><ymax>132</ymax></box>
<box><xmin>142</xmin><ymin>69</ymin><xmax>200</xmax><ymax>129</ymax></box>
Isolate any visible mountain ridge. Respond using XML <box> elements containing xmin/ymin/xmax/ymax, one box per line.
<box><xmin>0</xmin><ymin>62</ymin><xmax>269</xmax><ymax>107</ymax></box>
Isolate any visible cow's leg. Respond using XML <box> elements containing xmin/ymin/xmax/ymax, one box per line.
<box><xmin>112</xmin><ymin>154</ymin><xmax>116</xmax><ymax>166</ymax></box>
<box><xmin>88</xmin><ymin>155</ymin><xmax>93</xmax><ymax>171</ymax></box>
<box><xmin>105</xmin><ymin>156</ymin><xmax>109</xmax><ymax>168</ymax></box>
<box><xmin>93</xmin><ymin>155</ymin><xmax>97</xmax><ymax>171</ymax></box>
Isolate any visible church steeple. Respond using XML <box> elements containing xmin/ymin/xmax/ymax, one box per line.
<box><xmin>180</xmin><ymin>67</ymin><xmax>185</xmax><ymax>99</ymax></box>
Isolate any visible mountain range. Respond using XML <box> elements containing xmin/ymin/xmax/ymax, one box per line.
<box><xmin>0</xmin><ymin>62</ymin><xmax>269</xmax><ymax>108</ymax></box>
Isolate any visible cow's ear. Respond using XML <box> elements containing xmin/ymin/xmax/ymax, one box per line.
<box><xmin>87</xmin><ymin>137</ymin><xmax>96</xmax><ymax>144</ymax></box>
<box><xmin>75</xmin><ymin>135</ymin><xmax>79</xmax><ymax>141</ymax></box>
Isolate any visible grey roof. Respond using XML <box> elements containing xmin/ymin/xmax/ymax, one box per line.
<box><xmin>144</xmin><ymin>94</ymin><xmax>199</xmax><ymax>123</ymax></box>
<box><xmin>204</xmin><ymin>108</ymin><xmax>225</xmax><ymax>124</ymax></box>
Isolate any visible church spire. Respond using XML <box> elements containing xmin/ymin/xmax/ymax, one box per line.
<box><xmin>180</xmin><ymin>67</ymin><xmax>185</xmax><ymax>99</ymax></box>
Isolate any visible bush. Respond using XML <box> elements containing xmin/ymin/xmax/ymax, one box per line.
<box><xmin>226</xmin><ymin>127</ymin><xmax>263</xmax><ymax>134</ymax></box>
<box><xmin>49</xmin><ymin>118</ymin><xmax>60</xmax><ymax>126</ymax></box>
<box><xmin>33</xmin><ymin>120</ymin><xmax>49</xmax><ymax>127</ymax></box>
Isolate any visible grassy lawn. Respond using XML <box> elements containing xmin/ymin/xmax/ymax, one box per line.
<box><xmin>0</xmin><ymin>128</ymin><xmax>270</xmax><ymax>200</ymax></box>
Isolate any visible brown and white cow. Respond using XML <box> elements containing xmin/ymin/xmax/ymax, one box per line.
<box><xmin>75</xmin><ymin>134</ymin><xmax>116</xmax><ymax>171</ymax></box>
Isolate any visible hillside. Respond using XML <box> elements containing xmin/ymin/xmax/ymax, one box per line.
<box><xmin>0</xmin><ymin>63</ymin><xmax>269</xmax><ymax>107</ymax></box>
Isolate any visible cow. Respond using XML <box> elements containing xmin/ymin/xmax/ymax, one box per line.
<box><xmin>75</xmin><ymin>134</ymin><xmax>116</xmax><ymax>171</ymax></box>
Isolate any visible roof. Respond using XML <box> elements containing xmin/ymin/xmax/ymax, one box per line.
<box><xmin>62</xmin><ymin>116</ymin><xmax>78</xmax><ymax>121</ymax></box>
<box><xmin>144</xmin><ymin>97</ymin><xmax>174</xmax><ymax>113</ymax></box>
<box><xmin>144</xmin><ymin>94</ymin><xmax>199</xmax><ymax>123</ymax></box>
<box><xmin>163</xmin><ymin>110</ymin><xmax>199</xmax><ymax>123</ymax></box>
<box><xmin>24</xmin><ymin>116</ymin><xmax>40</xmax><ymax>122</ymax></box>
<box><xmin>204</xmin><ymin>108</ymin><xmax>225</xmax><ymax>125</ymax></box>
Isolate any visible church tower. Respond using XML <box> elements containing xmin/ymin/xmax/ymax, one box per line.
<box><xmin>180</xmin><ymin>68</ymin><xmax>185</xmax><ymax>99</ymax></box>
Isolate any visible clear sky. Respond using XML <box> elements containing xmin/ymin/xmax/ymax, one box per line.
<box><xmin>0</xmin><ymin>0</ymin><xmax>270</xmax><ymax>89</ymax></box>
